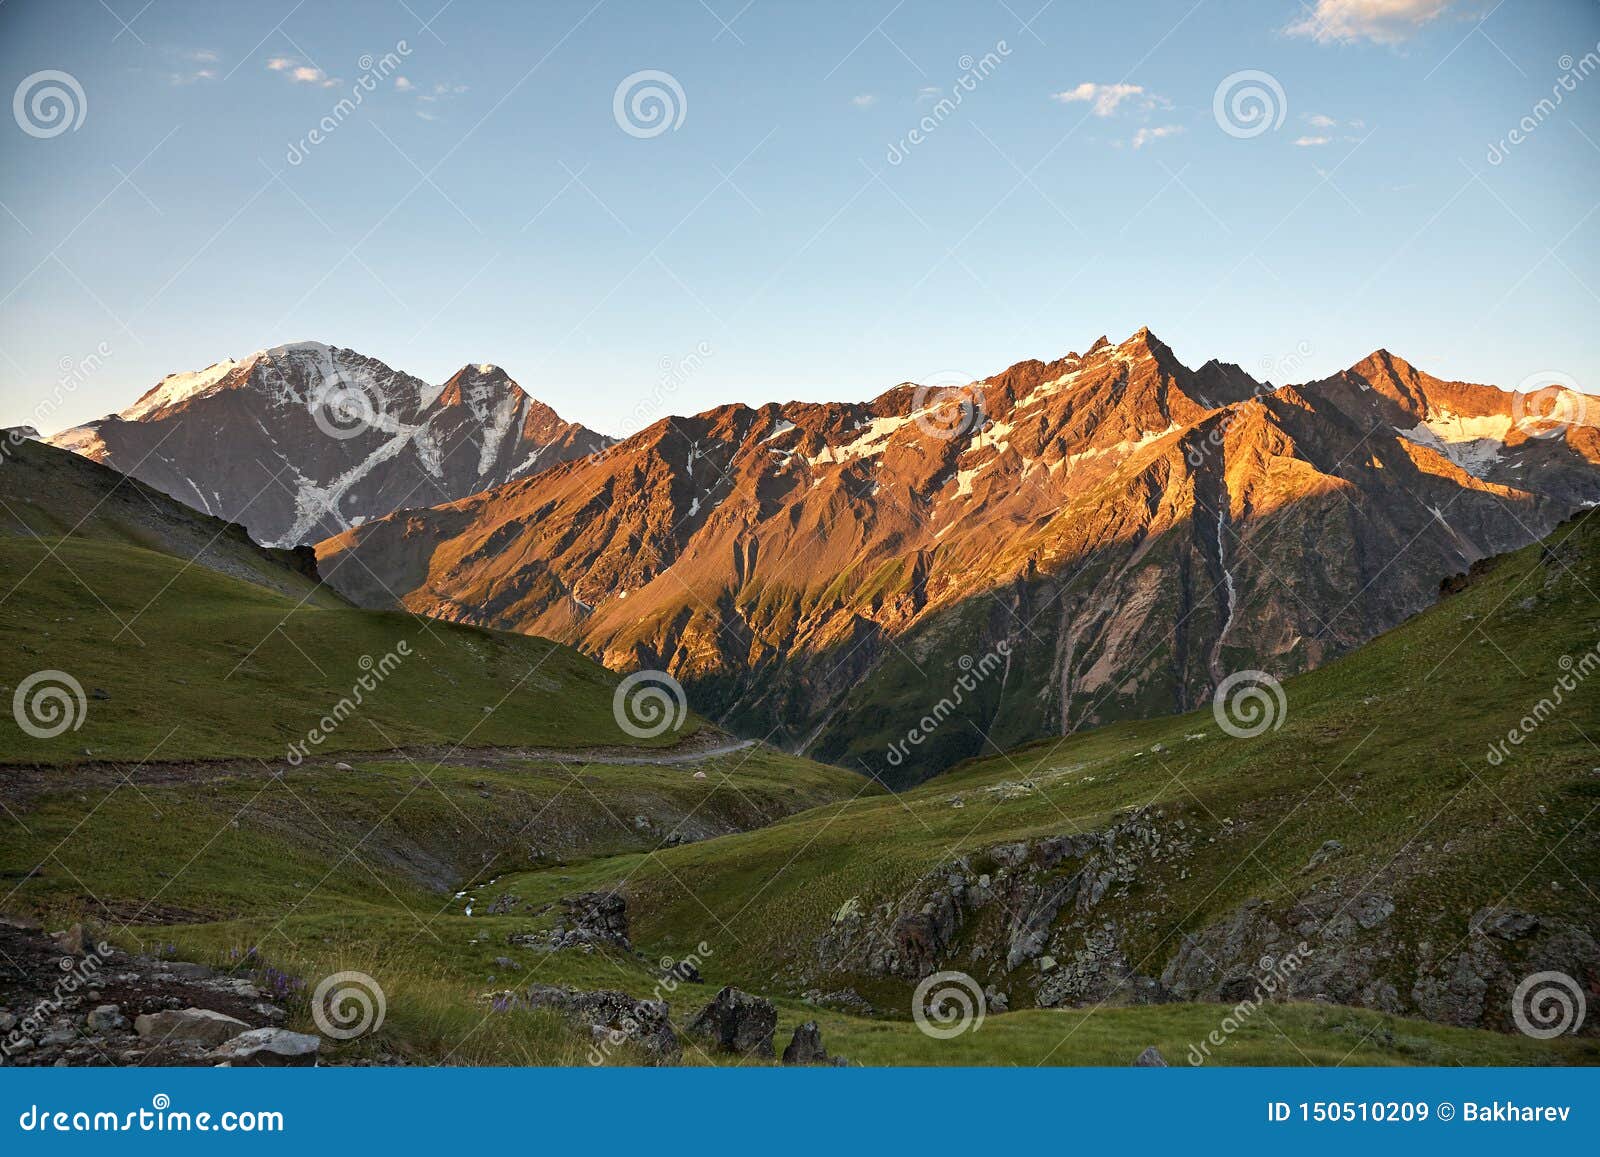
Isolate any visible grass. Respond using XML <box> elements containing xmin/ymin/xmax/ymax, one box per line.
<box><xmin>0</xmin><ymin>536</ymin><xmax>703</xmax><ymax>764</ymax></box>
<box><xmin>2</xmin><ymin>516</ymin><xmax>1594</xmax><ymax>1066</ymax></box>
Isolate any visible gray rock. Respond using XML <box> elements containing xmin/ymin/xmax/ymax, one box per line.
<box><xmin>1477</xmin><ymin>907</ymin><xmax>1540</xmax><ymax>941</ymax></box>
<box><xmin>1133</xmin><ymin>1045</ymin><xmax>1168</xmax><ymax>1067</ymax></box>
<box><xmin>1302</xmin><ymin>840</ymin><xmax>1343</xmax><ymax>873</ymax></box>
<box><xmin>206</xmin><ymin>1028</ymin><xmax>320</xmax><ymax>1067</ymax></box>
<box><xmin>781</xmin><ymin>1020</ymin><xmax>830</xmax><ymax>1065</ymax></box>
<box><xmin>549</xmin><ymin>891</ymin><xmax>631</xmax><ymax>951</ymax></box>
<box><xmin>687</xmin><ymin>986</ymin><xmax>776</xmax><ymax>1057</ymax></box>
<box><xmin>522</xmin><ymin>984</ymin><xmax>679</xmax><ymax>1064</ymax></box>
<box><xmin>134</xmin><ymin>1008</ymin><xmax>252</xmax><ymax>1047</ymax></box>
<box><xmin>85</xmin><ymin>1004</ymin><xmax>125</xmax><ymax>1032</ymax></box>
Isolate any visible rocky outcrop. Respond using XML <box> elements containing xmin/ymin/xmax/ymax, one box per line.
<box><xmin>818</xmin><ymin>807</ymin><xmax>1183</xmax><ymax>1004</ymax></box>
<box><xmin>1162</xmin><ymin>891</ymin><xmax>1600</xmax><ymax>1035</ymax></box>
<box><xmin>781</xmin><ymin>1021</ymin><xmax>831</xmax><ymax>1066</ymax></box>
<box><xmin>519</xmin><ymin>984</ymin><xmax>680</xmax><ymax>1064</ymax></box>
<box><xmin>686</xmin><ymin>987</ymin><xmax>777</xmax><ymax>1058</ymax></box>
<box><xmin>508</xmin><ymin>891</ymin><xmax>632</xmax><ymax>953</ymax></box>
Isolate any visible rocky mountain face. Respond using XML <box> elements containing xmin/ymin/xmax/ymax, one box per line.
<box><xmin>47</xmin><ymin>343</ymin><xmax>611</xmax><ymax>547</ymax></box>
<box><xmin>314</xmin><ymin>329</ymin><xmax>1600</xmax><ymax>785</ymax></box>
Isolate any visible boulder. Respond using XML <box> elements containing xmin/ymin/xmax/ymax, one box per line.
<box><xmin>1133</xmin><ymin>1045</ymin><xmax>1168</xmax><ymax>1067</ymax></box>
<box><xmin>781</xmin><ymin>1020</ymin><xmax>829</xmax><ymax>1065</ymax></box>
<box><xmin>52</xmin><ymin>923</ymin><xmax>89</xmax><ymax>956</ymax></box>
<box><xmin>687</xmin><ymin>986</ymin><xmax>776</xmax><ymax>1057</ymax></box>
<box><xmin>134</xmin><ymin>1008</ymin><xmax>251</xmax><ymax>1047</ymax></box>
<box><xmin>207</xmin><ymin>1028</ymin><xmax>320</xmax><ymax>1066</ymax></box>
<box><xmin>85</xmin><ymin>1004</ymin><xmax>126</xmax><ymax>1032</ymax></box>
<box><xmin>522</xmin><ymin>984</ymin><xmax>679</xmax><ymax>1064</ymax></box>
<box><xmin>552</xmin><ymin>891</ymin><xmax>631</xmax><ymax>951</ymax></box>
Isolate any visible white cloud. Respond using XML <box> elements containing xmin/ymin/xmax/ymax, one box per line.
<box><xmin>1294</xmin><ymin>134</ymin><xmax>1332</xmax><ymax>146</ymax></box>
<box><xmin>1286</xmin><ymin>0</ymin><xmax>1456</xmax><ymax>45</ymax></box>
<box><xmin>394</xmin><ymin>75</ymin><xmax>413</xmax><ymax>91</ymax></box>
<box><xmin>851</xmin><ymin>93</ymin><xmax>877</xmax><ymax>107</ymax></box>
<box><xmin>186</xmin><ymin>49</ymin><xmax>220</xmax><ymax>63</ymax></box>
<box><xmin>1052</xmin><ymin>81</ymin><xmax>1148</xmax><ymax>117</ymax></box>
<box><xmin>266</xmin><ymin>57</ymin><xmax>338</xmax><ymax>87</ymax></box>
<box><xmin>1306</xmin><ymin>113</ymin><xmax>1338</xmax><ymax>128</ymax></box>
<box><xmin>1133</xmin><ymin>124</ymin><xmax>1183</xmax><ymax>148</ymax></box>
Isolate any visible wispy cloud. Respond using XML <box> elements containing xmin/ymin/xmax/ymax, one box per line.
<box><xmin>1286</xmin><ymin>0</ymin><xmax>1456</xmax><ymax>45</ymax></box>
<box><xmin>1306</xmin><ymin>112</ymin><xmax>1338</xmax><ymax>128</ymax></box>
<box><xmin>851</xmin><ymin>93</ymin><xmax>877</xmax><ymax>108</ymax></box>
<box><xmin>1052</xmin><ymin>81</ymin><xmax>1150</xmax><ymax>117</ymax></box>
<box><xmin>1294</xmin><ymin>134</ymin><xmax>1332</xmax><ymax>147</ymax></box>
<box><xmin>267</xmin><ymin>57</ymin><xmax>338</xmax><ymax>88</ymax></box>
<box><xmin>394</xmin><ymin>75</ymin><xmax>414</xmax><ymax>92</ymax></box>
<box><xmin>1133</xmin><ymin>124</ymin><xmax>1183</xmax><ymax>148</ymax></box>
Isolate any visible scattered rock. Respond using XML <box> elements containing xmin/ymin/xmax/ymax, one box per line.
<box><xmin>781</xmin><ymin>1021</ymin><xmax>830</xmax><ymax>1065</ymax></box>
<box><xmin>135</xmin><ymin>1008</ymin><xmax>252</xmax><ymax>1047</ymax></box>
<box><xmin>521</xmin><ymin>984</ymin><xmax>680</xmax><ymax>1064</ymax></box>
<box><xmin>1302</xmin><ymin>840</ymin><xmax>1343</xmax><ymax>873</ymax></box>
<box><xmin>1133</xmin><ymin>1045</ymin><xmax>1168</xmax><ymax>1067</ymax></box>
<box><xmin>206</xmin><ymin>1028</ymin><xmax>320</xmax><ymax>1067</ymax></box>
<box><xmin>51</xmin><ymin>923</ymin><xmax>90</xmax><ymax>956</ymax></box>
<box><xmin>687</xmin><ymin>986</ymin><xmax>776</xmax><ymax>1057</ymax></box>
<box><xmin>85</xmin><ymin>1004</ymin><xmax>125</xmax><ymax>1033</ymax></box>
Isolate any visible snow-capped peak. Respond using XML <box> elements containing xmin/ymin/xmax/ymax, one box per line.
<box><xmin>119</xmin><ymin>356</ymin><xmax>245</xmax><ymax>420</ymax></box>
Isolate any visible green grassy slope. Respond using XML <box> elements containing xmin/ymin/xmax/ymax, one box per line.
<box><xmin>0</xmin><ymin>535</ymin><xmax>706</xmax><ymax>763</ymax></box>
<box><xmin>470</xmin><ymin>511</ymin><xmax>1599</xmax><ymax>1062</ymax></box>
<box><xmin>2</xmin><ymin>505</ymin><xmax>1592</xmax><ymax>1066</ymax></box>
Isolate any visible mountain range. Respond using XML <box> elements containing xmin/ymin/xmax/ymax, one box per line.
<box><xmin>314</xmin><ymin>329</ymin><xmax>1600</xmax><ymax>783</ymax></box>
<box><xmin>48</xmin><ymin>342</ymin><xmax>610</xmax><ymax>547</ymax></box>
<box><xmin>41</xmin><ymin>331</ymin><xmax>1600</xmax><ymax>784</ymax></box>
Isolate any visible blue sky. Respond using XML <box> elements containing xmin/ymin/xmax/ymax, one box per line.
<box><xmin>2</xmin><ymin>0</ymin><xmax>1598</xmax><ymax>437</ymax></box>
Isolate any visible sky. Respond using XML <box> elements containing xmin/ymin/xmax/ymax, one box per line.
<box><xmin>2</xmin><ymin>0</ymin><xmax>1598</xmax><ymax>438</ymax></box>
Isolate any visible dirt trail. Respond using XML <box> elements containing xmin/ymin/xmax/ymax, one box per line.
<box><xmin>0</xmin><ymin>734</ymin><xmax>763</xmax><ymax>803</ymax></box>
